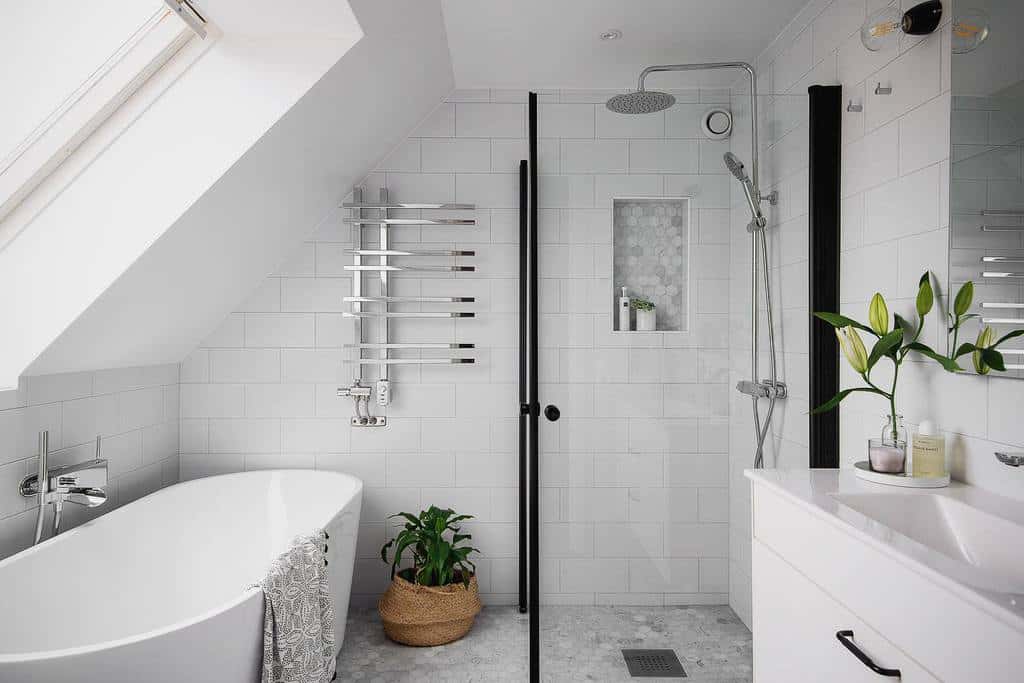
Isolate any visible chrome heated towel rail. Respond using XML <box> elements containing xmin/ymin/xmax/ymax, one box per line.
<box><xmin>336</xmin><ymin>187</ymin><xmax>477</xmax><ymax>426</ymax></box>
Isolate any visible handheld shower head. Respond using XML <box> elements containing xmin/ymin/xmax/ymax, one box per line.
<box><xmin>724</xmin><ymin>152</ymin><xmax>766</xmax><ymax>228</ymax></box>
<box><xmin>723</xmin><ymin>152</ymin><xmax>749</xmax><ymax>182</ymax></box>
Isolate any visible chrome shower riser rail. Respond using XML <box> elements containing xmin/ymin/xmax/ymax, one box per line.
<box><xmin>633</xmin><ymin>62</ymin><xmax>779</xmax><ymax>470</ymax></box>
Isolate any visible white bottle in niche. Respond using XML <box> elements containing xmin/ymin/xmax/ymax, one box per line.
<box><xmin>618</xmin><ymin>286</ymin><xmax>631</xmax><ymax>331</ymax></box>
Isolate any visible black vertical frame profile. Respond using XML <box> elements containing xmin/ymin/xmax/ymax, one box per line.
<box><xmin>527</xmin><ymin>91</ymin><xmax>540</xmax><ymax>683</ymax></box>
<box><xmin>808</xmin><ymin>84</ymin><xmax>842</xmax><ymax>468</ymax></box>
<box><xmin>517</xmin><ymin>97</ymin><xmax>541</xmax><ymax>679</ymax></box>
<box><xmin>517</xmin><ymin>159</ymin><xmax>528</xmax><ymax>613</ymax></box>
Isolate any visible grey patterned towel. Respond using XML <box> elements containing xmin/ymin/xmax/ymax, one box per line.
<box><xmin>253</xmin><ymin>529</ymin><xmax>336</xmax><ymax>683</ymax></box>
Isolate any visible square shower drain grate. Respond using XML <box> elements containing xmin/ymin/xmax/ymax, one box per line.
<box><xmin>621</xmin><ymin>649</ymin><xmax>687</xmax><ymax>677</ymax></box>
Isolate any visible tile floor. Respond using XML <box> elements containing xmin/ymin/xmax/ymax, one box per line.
<box><xmin>337</xmin><ymin>605</ymin><xmax>752</xmax><ymax>682</ymax></box>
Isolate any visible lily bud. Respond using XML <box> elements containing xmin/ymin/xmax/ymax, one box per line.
<box><xmin>973</xmin><ymin>326</ymin><xmax>995</xmax><ymax>375</ymax></box>
<box><xmin>868</xmin><ymin>293</ymin><xmax>889</xmax><ymax>335</ymax></box>
<box><xmin>836</xmin><ymin>326</ymin><xmax>869</xmax><ymax>374</ymax></box>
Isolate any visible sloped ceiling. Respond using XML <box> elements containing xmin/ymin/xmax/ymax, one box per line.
<box><xmin>24</xmin><ymin>0</ymin><xmax>454</xmax><ymax>377</ymax></box>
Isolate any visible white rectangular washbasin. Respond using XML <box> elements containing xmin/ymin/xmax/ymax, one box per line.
<box><xmin>831</xmin><ymin>492</ymin><xmax>1024</xmax><ymax>594</ymax></box>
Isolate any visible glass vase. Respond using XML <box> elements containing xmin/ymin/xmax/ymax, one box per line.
<box><xmin>868</xmin><ymin>414</ymin><xmax>907</xmax><ymax>473</ymax></box>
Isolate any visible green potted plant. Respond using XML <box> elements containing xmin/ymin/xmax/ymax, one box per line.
<box><xmin>631</xmin><ymin>297</ymin><xmax>656</xmax><ymax>331</ymax></box>
<box><xmin>813</xmin><ymin>273</ymin><xmax>1024</xmax><ymax>471</ymax></box>
<box><xmin>378</xmin><ymin>506</ymin><xmax>481</xmax><ymax>646</ymax></box>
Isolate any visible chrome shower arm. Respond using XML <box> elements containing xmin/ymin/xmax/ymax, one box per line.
<box><xmin>635</xmin><ymin>61</ymin><xmax>760</xmax><ymax>197</ymax></box>
<box><xmin>636</xmin><ymin>61</ymin><xmax>755</xmax><ymax>88</ymax></box>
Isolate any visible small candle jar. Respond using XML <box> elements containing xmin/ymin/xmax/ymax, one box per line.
<box><xmin>868</xmin><ymin>438</ymin><xmax>906</xmax><ymax>473</ymax></box>
<box><xmin>870</xmin><ymin>413</ymin><xmax>907</xmax><ymax>473</ymax></box>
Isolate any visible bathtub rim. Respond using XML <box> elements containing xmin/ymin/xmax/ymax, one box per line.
<box><xmin>0</xmin><ymin>469</ymin><xmax>363</xmax><ymax>665</ymax></box>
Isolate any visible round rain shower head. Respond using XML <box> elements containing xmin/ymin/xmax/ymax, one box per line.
<box><xmin>605</xmin><ymin>90</ymin><xmax>676</xmax><ymax>115</ymax></box>
<box><xmin>722</xmin><ymin>152</ymin><xmax>748</xmax><ymax>182</ymax></box>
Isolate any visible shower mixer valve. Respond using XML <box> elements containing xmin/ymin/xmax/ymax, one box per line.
<box><xmin>736</xmin><ymin>379</ymin><xmax>787</xmax><ymax>400</ymax></box>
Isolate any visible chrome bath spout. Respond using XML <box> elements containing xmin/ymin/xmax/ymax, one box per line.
<box><xmin>20</xmin><ymin>432</ymin><xmax>108</xmax><ymax>544</ymax></box>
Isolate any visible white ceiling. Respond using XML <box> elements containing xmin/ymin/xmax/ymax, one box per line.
<box><xmin>440</xmin><ymin>0</ymin><xmax>810</xmax><ymax>89</ymax></box>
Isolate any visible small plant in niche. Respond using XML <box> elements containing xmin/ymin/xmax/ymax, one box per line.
<box><xmin>630</xmin><ymin>298</ymin><xmax>655</xmax><ymax>311</ymax></box>
<box><xmin>631</xmin><ymin>297</ymin><xmax>657</xmax><ymax>331</ymax></box>
<box><xmin>377</xmin><ymin>506</ymin><xmax>482</xmax><ymax>646</ymax></box>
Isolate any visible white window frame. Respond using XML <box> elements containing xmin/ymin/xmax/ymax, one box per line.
<box><xmin>0</xmin><ymin>0</ymin><xmax>211</xmax><ymax>250</ymax></box>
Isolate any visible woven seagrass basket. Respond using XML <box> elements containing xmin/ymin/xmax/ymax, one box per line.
<box><xmin>377</xmin><ymin>572</ymin><xmax>482</xmax><ymax>646</ymax></box>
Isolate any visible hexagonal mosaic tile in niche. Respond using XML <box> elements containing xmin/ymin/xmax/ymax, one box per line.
<box><xmin>612</xmin><ymin>197</ymin><xmax>689</xmax><ymax>332</ymax></box>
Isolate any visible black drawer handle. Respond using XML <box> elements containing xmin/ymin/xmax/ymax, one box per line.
<box><xmin>836</xmin><ymin>630</ymin><xmax>901</xmax><ymax>677</ymax></box>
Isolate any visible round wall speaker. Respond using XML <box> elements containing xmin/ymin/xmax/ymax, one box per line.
<box><xmin>701</xmin><ymin>108</ymin><xmax>733</xmax><ymax>140</ymax></box>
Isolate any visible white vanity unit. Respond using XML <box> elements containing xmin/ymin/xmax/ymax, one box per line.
<box><xmin>746</xmin><ymin>469</ymin><xmax>1024</xmax><ymax>682</ymax></box>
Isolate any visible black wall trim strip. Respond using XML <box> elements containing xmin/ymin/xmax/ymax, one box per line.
<box><xmin>518</xmin><ymin>159</ymin><xmax>528</xmax><ymax>613</ymax></box>
<box><xmin>808</xmin><ymin>84</ymin><xmax>842</xmax><ymax>468</ymax></box>
<box><xmin>527</xmin><ymin>91</ymin><xmax>540</xmax><ymax>683</ymax></box>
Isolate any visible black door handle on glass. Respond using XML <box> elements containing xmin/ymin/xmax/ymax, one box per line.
<box><xmin>835</xmin><ymin>630</ymin><xmax>900</xmax><ymax>677</ymax></box>
<box><xmin>544</xmin><ymin>405</ymin><xmax>560</xmax><ymax>421</ymax></box>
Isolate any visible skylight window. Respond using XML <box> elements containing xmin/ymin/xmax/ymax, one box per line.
<box><xmin>0</xmin><ymin>0</ymin><xmax>208</xmax><ymax>244</ymax></box>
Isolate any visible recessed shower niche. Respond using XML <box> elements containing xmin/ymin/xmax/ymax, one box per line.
<box><xmin>612</xmin><ymin>197</ymin><xmax>689</xmax><ymax>332</ymax></box>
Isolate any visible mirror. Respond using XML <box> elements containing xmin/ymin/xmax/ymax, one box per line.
<box><xmin>949</xmin><ymin>0</ymin><xmax>1024</xmax><ymax>377</ymax></box>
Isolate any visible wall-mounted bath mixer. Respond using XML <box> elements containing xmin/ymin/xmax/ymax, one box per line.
<box><xmin>19</xmin><ymin>430</ymin><xmax>108</xmax><ymax>545</ymax></box>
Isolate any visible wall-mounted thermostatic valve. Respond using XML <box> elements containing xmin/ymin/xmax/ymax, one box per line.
<box><xmin>376</xmin><ymin>379</ymin><xmax>390</xmax><ymax>406</ymax></box>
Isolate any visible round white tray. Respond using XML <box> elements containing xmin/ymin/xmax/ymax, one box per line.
<box><xmin>853</xmin><ymin>461</ymin><xmax>950</xmax><ymax>488</ymax></box>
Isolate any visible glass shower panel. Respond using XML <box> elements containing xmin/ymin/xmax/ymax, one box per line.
<box><xmin>726</xmin><ymin>87</ymin><xmax>810</xmax><ymax>630</ymax></box>
<box><xmin>537</xmin><ymin>86</ymin><xmax>743</xmax><ymax>680</ymax></box>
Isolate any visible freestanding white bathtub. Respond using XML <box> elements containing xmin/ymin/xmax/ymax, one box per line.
<box><xmin>0</xmin><ymin>469</ymin><xmax>362</xmax><ymax>683</ymax></box>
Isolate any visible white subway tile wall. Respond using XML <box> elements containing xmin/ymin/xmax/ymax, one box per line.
<box><xmin>0</xmin><ymin>365</ymin><xmax>180</xmax><ymax>559</ymax></box>
<box><xmin>180</xmin><ymin>88</ymin><xmax>733</xmax><ymax>607</ymax></box>
<box><xmin>727</xmin><ymin>0</ymin><xmax>1024</xmax><ymax>630</ymax></box>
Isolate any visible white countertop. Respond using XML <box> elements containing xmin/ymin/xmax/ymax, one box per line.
<box><xmin>746</xmin><ymin>468</ymin><xmax>1024</xmax><ymax>631</ymax></box>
